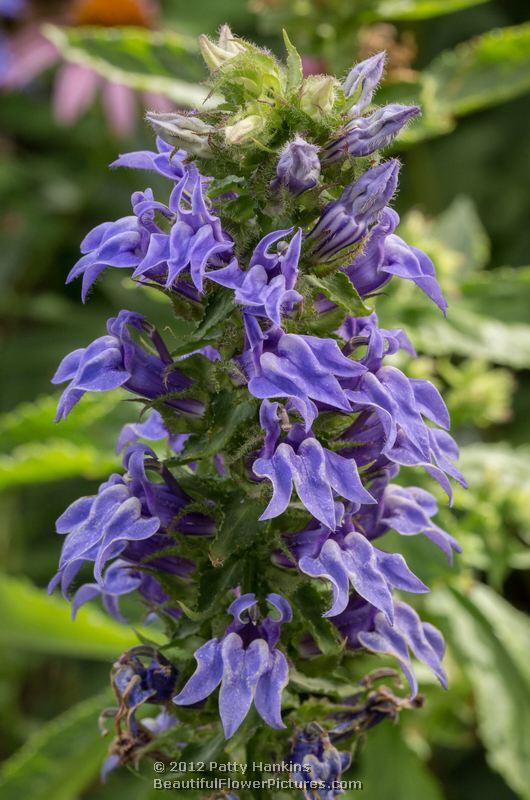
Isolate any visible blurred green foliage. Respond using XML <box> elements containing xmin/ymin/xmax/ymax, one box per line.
<box><xmin>0</xmin><ymin>0</ymin><xmax>529</xmax><ymax>798</ymax></box>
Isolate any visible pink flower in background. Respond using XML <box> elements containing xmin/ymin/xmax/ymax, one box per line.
<box><xmin>1</xmin><ymin>0</ymin><xmax>174</xmax><ymax>137</ymax></box>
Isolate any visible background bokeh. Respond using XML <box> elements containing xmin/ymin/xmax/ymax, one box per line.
<box><xmin>0</xmin><ymin>1</ymin><xmax>529</xmax><ymax>798</ymax></box>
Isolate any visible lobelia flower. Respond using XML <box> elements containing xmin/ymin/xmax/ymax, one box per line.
<box><xmin>342</xmin><ymin>51</ymin><xmax>386</xmax><ymax>114</ymax></box>
<box><xmin>52</xmin><ymin>309</ymin><xmax>203</xmax><ymax>421</ymax></box>
<box><xmin>111</xmin><ymin>136</ymin><xmax>188</xmax><ymax>182</ymax></box>
<box><xmin>371</xmin><ymin>480</ymin><xmax>461</xmax><ymax>562</ymax></box>
<box><xmin>66</xmin><ymin>199</ymin><xmax>152</xmax><ymax>302</ymax></box>
<box><xmin>333</xmin><ymin>597</ymin><xmax>447</xmax><ymax>697</ymax></box>
<box><xmin>70</xmin><ymin>557</ymin><xmax>181</xmax><ymax>621</ymax></box>
<box><xmin>48</xmin><ymin>444</ymin><xmax>210</xmax><ymax>603</ymax></box>
<box><xmin>132</xmin><ymin>164</ymin><xmax>234</xmax><ymax>292</ymax></box>
<box><xmin>252</xmin><ymin>404</ymin><xmax>374</xmax><ymax>529</ymax></box>
<box><xmin>207</xmin><ymin>228</ymin><xmax>303</xmax><ymax>325</ymax></box>
<box><xmin>323</xmin><ymin>104</ymin><xmax>420</xmax><ymax>163</ymax></box>
<box><xmin>290</xmin><ymin>724</ymin><xmax>351</xmax><ymax>800</ymax></box>
<box><xmin>297</xmin><ymin>521</ymin><xmax>428</xmax><ymax>620</ymax></box>
<box><xmin>116</xmin><ymin>408</ymin><xmax>189</xmax><ymax>455</ymax></box>
<box><xmin>243</xmin><ymin>320</ymin><xmax>366</xmax><ymax>428</ymax></box>
<box><xmin>336</xmin><ymin>313</ymin><xmax>466</xmax><ymax>498</ymax></box>
<box><xmin>345</xmin><ymin>207</ymin><xmax>447</xmax><ymax>312</ymax></box>
<box><xmin>270</xmin><ymin>136</ymin><xmax>321</xmax><ymax>196</ymax></box>
<box><xmin>174</xmin><ymin>593</ymin><xmax>292</xmax><ymax>738</ymax></box>
<box><xmin>308</xmin><ymin>160</ymin><xmax>399</xmax><ymax>260</ymax></box>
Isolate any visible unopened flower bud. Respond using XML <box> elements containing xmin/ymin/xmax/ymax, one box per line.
<box><xmin>271</xmin><ymin>136</ymin><xmax>320</xmax><ymax>196</ymax></box>
<box><xmin>224</xmin><ymin>114</ymin><xmax>264</xmax><ymax>145</ymax></box>
<box><xmin>309</xmin><ymin>159</ymin><xmax>400</xmax><ymax>259</ymax></box>
<box><xmin>199</xmin><ymin>24</ymin><xmax>246</xmax><ymax>72</ymax></box>
<box><xmin>146</xmin><ymin>112</ymin><xmax>215</xmax><ymax>158</ymax></box>
<box><xmin>324</xmin><ymin>103</ymin><xmax>420</xmax><ymax>163</ymax></box>
<box><xmin>300</xmin><ymin>75</ymin><xmax>337</xmax><ymax>117</ymax></box>
<box><xmin>343</xmin><ymin>51</ymin><xmax>386</xmax><ymax>115</ymax></box>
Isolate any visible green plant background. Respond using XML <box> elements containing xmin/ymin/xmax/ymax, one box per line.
<box><xmin>0</xmin><ymin>1</ymin><xmax>529</xmax><ymax>798</ymax></box>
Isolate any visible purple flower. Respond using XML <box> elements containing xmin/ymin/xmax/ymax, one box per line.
<box><xmin>116</xmin><ymin>409</ymin><xmax>189</xmax><ymax>455</ymax></box>
<box><xmin>308</xmin><ymin>160</ymin><xmax>399</xmax><ymax>260</ymax></box>
<box><xmin>67</xmin><ymin>209</ymin><xmax>149</xmax><ymax>302</ymax></box>
<box><xmin>342</xmin><ymin>52</ymin><xmax>386</xmax><ymax>114</ymax></box>
<box><xmin>49</xmin><ymin>473</ymin><xmax>160</xmax><ymax>597</ymax></box>
<box><xmin>133</xmin><ymin>165</ymin><xmax>234</xmax><ymax>292</ymax></box>
<box><xmin>270</xmin><ymin>136</ymin><xmax>321</xmax><ymax>196</ymax></box>
<box><xmin>253</xmin><ymin>408</ymin><xmax>374</xmax><ymax>529</ymax></box>
<box><xmin>208</xmin><ymin>228</ymin><xmax>303</xmax><ymax>325</ymax></box>
<box><xmin>290</xmin><ymin>724</ymin><xmax>350</xmax><ymax>800</ymax></box>
<box><xmin>70</xmin><ymin>549</ymin><xmax>194</xmax><ymax>622</ymax></box>
<box><xmin>244</xmin><ymin>325</ymin><xmax>366</xmax><ymax>428</ymax></box>
<box><xmin>378</xmin><ymin>483</ymin><xmax>461</xmax><ymax>562</ymax></box>
<box><xmin>334</xmin><ymin>597</ymin><xmax>447</xmax><ymax>697</ymax></box>
<box><xmin>332</xmin><ymin>314</ymin><xmax>466</xmax><ymax>498</ymax></box>
<box><xmin>299</xmin><ymin>528</ymin><xmax>427</xmax><ymax>620</ymax></box>
<box><xmin>49</xmin><ymin>444</ymin><xmax>212</xmax><ymax>604</ymax></box>
<box><xmin>52</xmin><ymin>310</ymin><xmax>200</xmax><ymax>421</ymax></box>
<box><xmin>111</xmin><ymin>136</ymin><xmax>188</xmax><ymax>182</ymax></box>
<box><xmin>323</xmin><ymin>104</ymin><xmax>420</xmax><ymax>163</ymax></box>
<box><xmin>345</xmin><ymin>207</ymin><xmax>447</xmax><ymax>312</ymax></box>
<box><xmin>173</xmin><ymin>593</ymin><xmax>292</xmax><ymax>738</ymax></box>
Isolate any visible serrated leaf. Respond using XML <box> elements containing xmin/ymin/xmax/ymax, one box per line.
<box><xmin>45</xmin><ymin>25</ymin><xmax>217</xmax><ymax>108</ymax></box>
<box><xmin>191</xmin><ymin>289</ymin><xmax>236</xmax><ymax>341</ymax></box>
<box><xmin>306</xmin><ymin>272</ymin><xmax>372</xmax><ymax>317</ymax></box>
<box><xmin>428</xmin><ymin>585</ymin><xmax>530</xmax><ymax>799</ymax></box>
<box><xmin>197</xmin><ymin>557</ymin><xmax>246</xmax><ymax>614</ymax></box>
<box><xmin>0</xmin><ymin>574</ymin><xmax>163</xmax><ymax>659</ymax></box>
<box><xmin>180</xmin><ymin>390</ymin><xmax>256</xmax><ymax>461</ymax></box>
<box><xmin>209</xmin><ymin>493</ymin><xmax>266</xmax><ymax>563</ymax></box>
<box><xmin>282</xmin><ymin>29</ymin><xmax>303</xmax><ymax>92</ymax></box>
<box><xmin>293</xmin><ymin>583</ymin><xmax>344</xmax><ymax>657</ymax></box>
<box><xmin>0</xmin><ymin>690</ymin><xmax>113</xmax><ymax>800</ymax></box>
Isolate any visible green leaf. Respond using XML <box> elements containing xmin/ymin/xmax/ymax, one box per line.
<box><xmin>461</xmin><ymin>266</ymin><xmax>530</xmax><ymax>324</ymax></box>
<box><xmin>428</xmin><ymin>584</ymin><xmax>530</xmax><ymax>799</ymax></box>
<box><xmin>408</xmin><ymin>305</ymin><xmax>530</xmax><ymax>369</ymax></box>
<box><xmin>426</xmin><ymin>23</ymin><xmax>530</xmax><ymax>117</ymax></box>
<box><xmin>0</xmin><ymin>393</ymin><xmax>120</xmax><ymax>451</ymax></box>
<box><xmin>0</xmin><ymin>574</ymin><xmax>163</xmax><ymax>659</ymax></box>
<box><xmin>306</xmin><ymin>272</ymin><xmax>372</xmax><ymax>317</ymax></box>
<box><xmin>0</xmin><ymin>690</ymin><xmax>113</xmax><ymax>800</ymax></box>
<box><xmin>292</xmin><ymin>583</ymin><xmax>344</xmax><ymax>657</ymax></box>
<box><xmin>372</xmin><ymin>0</ymin><xmax>489</xmax><ymax>21</ymax></box>
<box><xmin>379</xmin><ymin>264</ymin><xmax>530</xmax><ymax>368</ymax></box>
<box><xmin>191</xmin><ymin>289</ymin><xmax>236</xmax><ymax>342</ymax></box>
<box><xmin>0</xmin><ymin>440</ymin><xmax>119</xmax><ymax>491</ymax></box>
<box><xmin>354</xmin><ymin>721</ymin><xmax>444</xmax><ymax>800</ymax></box>
<box><xmin>45</xmin><ymin>25</ymin><xmax>216</xmax><ymax>108</ymax></box>
<box><xmin>209</xmin><ymin>493</ymin><xmax>266</xmax><ymax>563</ymax></box>
<box><xmin>197</xmin><ymin>557</ymin><xmax>247</xmax><ymax>613</ymax></box>
<box><xmin>282</xmin><ymin>29</ymin><xmax>303</xmax><ymax>92</ymax></box>
<box><xmin>180</xmin><ymin>390</ymin><xmax>256</xmax><ymax>461</ymax></box>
